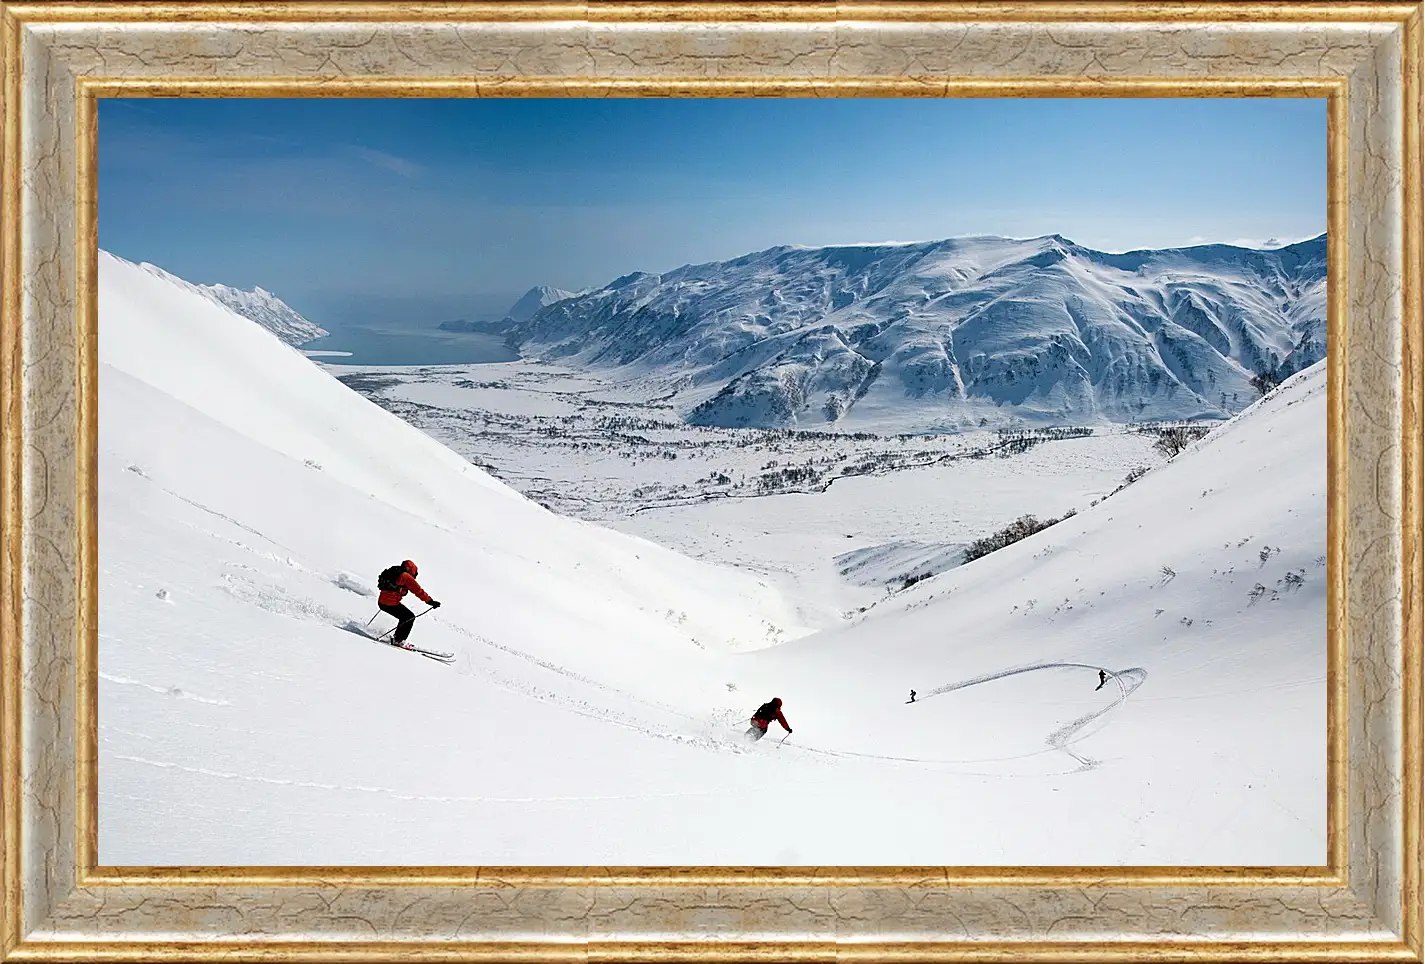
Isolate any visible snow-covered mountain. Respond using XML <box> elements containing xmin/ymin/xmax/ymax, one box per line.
<box><xmin>118</xmin><ymin>258</ymin><xmax>328</xmax><ymax>345</ymax></box>
<box><xmin>436</xmin><ymin>285</ymin><xmax>578</xmax><ymax>333</ymax></box>
<box><xmin>97</xmin><ymin>248</ymin><xmax>1324</xmax><ymax>866</ymax></box>
<box><xmin>509</xmin><ymin>234</ymin><xmax>1326</xmax><ymax>431</ymax></box>
<box><xmin>505</xmin><ymin>284</ymin><xmax>578</xmax><ymax>322</ymax></box>
<box><xmin>198</xmin><ymin>282</ymin><xmax>328</xmax><ymax>346</ymax></box>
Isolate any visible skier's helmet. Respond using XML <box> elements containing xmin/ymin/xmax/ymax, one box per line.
<box><xmin>772</xmin><ymin>697</ymin><xmax>782</xmax><ymax>706</ymax></box>
<box><xmin>402</xmin><ymin>559</ymin><xmax>418</xmax><ymax>575</ymax></box>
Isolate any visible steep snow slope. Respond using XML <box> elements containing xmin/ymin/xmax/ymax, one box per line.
<box><xmin>740</xmin><ymin>360</ymin><xmax>1326</xmax><ymax>843</ymax></box>
<box><xmin>97</xmin><ymin>247</ymin><xmax>809</xmax><ymax>736</ymax></box>
<box><xmin>511</xmin><ymin>234</ymin><xmax>1325</xmax><ymax>431</ymax></box>
<box><xmin>99</xmin><ymin>250</ymin><xmax>1323</xmax><ymax>866</ymax></box>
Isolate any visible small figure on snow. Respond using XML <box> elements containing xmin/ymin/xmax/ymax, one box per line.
<box><xmin>908</xmin><ymin>689</ymin><xmax>917</xmax><ymax>703</ymax></box>
<box><xmin>746</xmin><ymin>697</ymin><xmax>791</xmax><ymax>742</ymax></box>
<box><xmin>377</xmin><ymin>559</ymin><xmax>440</xmax><ymax>647</ymax></box>
<box><xmin>1095</xmin><ymin>669</ymin><xmax>1108</xmax><ymax>691</ymax></box>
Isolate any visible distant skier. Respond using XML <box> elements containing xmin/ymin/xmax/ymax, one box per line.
<box><xmin>746</xmin><ymin>697</ymin><xmax>792</xmax><ymax>742</ymax></box>
<box><xmin>908</xmin><ymin>689</ymin><xmax>917</xmax><ymax>703</ymax></box>
<box><xmin>1095</xmin><ymin>669</ymin><xmax>1108</xmax><ymax>691</ymax></box>
<box><xmin>377</xmin><ymin>560</ymin><xmax>440</xmax><ymax>648</ymax></box>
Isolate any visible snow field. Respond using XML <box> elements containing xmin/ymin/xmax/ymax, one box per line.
<box><xmin>98</xmin><ymin>250</ymin><xmax>1325</xmax><ymax>866</ymax></box>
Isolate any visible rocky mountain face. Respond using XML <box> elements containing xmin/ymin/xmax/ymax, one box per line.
<box><xmin>507</xmin><ymin>234</ymin><xmax>1326</xmax><ymax>431</ymax></box>
<box><xmin>505</xmin><ymin>285</ymin><xmax>579</xmax><ymax>323</ymax></box>
<box><xmin>197</xmin><ymin>282</ymin><xmax>327</xmax><ymax>346</ymax></box>
<box><xmin>438</xmin><ymin>286</ymin><xmax>579</xmax><ymax>334</ymax></box>
<box><xmin>119</xmin><ymin>258</ymin><xmax>328</xmax><ymax>346</ymax></box>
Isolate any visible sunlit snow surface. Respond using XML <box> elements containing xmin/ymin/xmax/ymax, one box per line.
<box><xmin>98</xmin><ymin>250</ymin><xmax>1324</xmax><ymax>866</ymax></box>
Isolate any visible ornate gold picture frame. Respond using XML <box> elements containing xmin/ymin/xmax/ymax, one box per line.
<box><xmin>1</xmin><ymin>1</ymin><xmax>1420</xmax><ymax>959</ymax></box>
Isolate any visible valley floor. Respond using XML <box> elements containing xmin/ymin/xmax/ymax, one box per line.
<box><xmin>330</xmin><ymin>360</ymin><xmax>1171</xmax><ymax>624</ymax></box>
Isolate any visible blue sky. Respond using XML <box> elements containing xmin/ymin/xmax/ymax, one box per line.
<box><xmin>98</xmin><ymin>97</ymin><xmax>1326</xmax><ymax>328</ymax></box>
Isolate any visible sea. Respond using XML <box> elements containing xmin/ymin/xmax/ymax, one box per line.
<box><xmin>300</xmin><ymin>326</ymin><xmax>519</xmax><ymax>366</ymax></box>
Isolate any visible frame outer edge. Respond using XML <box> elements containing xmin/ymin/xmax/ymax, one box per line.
<box><xmin>1327</xmin><ymin>80</ymin><xmax>1351</xmax><ymax>881</ymax></box>
<box><xmin>3</xmin><ymin>2</ymin><xmax>1425</xmax><ymax>24</ymax></box>
<box><xmin>2</xmin><ymin>939</ymin><xmax>1425</xmax><ymax>963</ymax></box>
<box><xmin>1401</xmin><ymin>4</ymin><xmax>1423</xmax><ymax>957</ymax></box>
<box><xmin>72</xmin><ymin>74</ymin><xmax>96</xmax><ymax>895</ymax></box>
<box><xmin>1</xmin><ymin>2</ymin><xmax>23</xmax><ymax>959</ymax></box>
<box><xmin>4</xmin><ymin>2</ymin><xmax>1419</xmax><ymax>958</ymax></box>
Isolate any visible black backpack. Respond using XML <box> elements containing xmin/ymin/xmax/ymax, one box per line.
<box><xmin>753</xmin><ymin>700</ymin><xmax>780</xmax><ymax>721</ymax></box>
<box><xmin>377</xmin><ymin>565</ymin><xmax>406</xmax><ymax>592</ymax></box>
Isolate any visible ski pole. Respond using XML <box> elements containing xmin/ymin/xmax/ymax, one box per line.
<box><xmin>374</xmin><ymin>606</ymin><xmax>435</xmax><ymax>642</ymax></box>
<box><xmin>374</xmin><ymin>606</ymin><xmax>435</xmax><ymax>640</ymax></box>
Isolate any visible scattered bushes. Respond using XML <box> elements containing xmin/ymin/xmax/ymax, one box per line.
<box><xmin>1151</xmin><ymin>425</ymin><xmax>1211</xmax><ymax>457</ymax></box>
<box><xmin>962</xmin><ymin>509</ymin><xmax>1077</xmax><ymax>565</ymax></box>
<box><xmin>1090</xmin><ymin>465</ymin><xmax>1152</xmax><ymax>507</ymax></box>
<box><xmin>992</xmin><ymin>425</ymin><xmax>1095</xmax><ymax>458</ymax></box>
<box><xmin>996</xmin><ymin>435</ymin><xmax>1041</xmax><ymax>458</ymax></box>
<box><xmin>899</xmin><ymin>571</ymin><xmax>932</xmax><ymax>591</ymax></box>
<box><xmin>1250</xmin><ymin>370</ymin><xmax>1281</xmax><ymax>397</ymax></box>
<box><xmin>756</xmin><ymin>465</ymin><xmax>822</xmax><ymax>490</ymax></box>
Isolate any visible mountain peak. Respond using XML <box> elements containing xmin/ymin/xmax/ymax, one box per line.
<box><xmin>195</xmin><ymin>281</ymin><xmax>327</xmax><ymax>347</ymax></box>
<box><xmin>505</xmin><ymin>284</ymin><xmax>577</xmax><ymax>323</ymax></box>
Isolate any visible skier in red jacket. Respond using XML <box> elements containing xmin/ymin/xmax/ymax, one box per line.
<box><xmin>377</xmin><ymin>560</ymin><xmax>440</xmax><ymax>647</ymax></box>
<box><xmin>746</xmin><ymin>697</ymin><xmax>791</xmax><ymax>742</ymax></box>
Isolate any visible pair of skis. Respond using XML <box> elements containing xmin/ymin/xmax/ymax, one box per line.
<box><xmin>362</xmin><ymin>606</ymin><xmax>455</xmax><ymax>663</ymax></box>
<box><xmin>376</xmin><ymin>635</ymin><xmax>455</xmax><ymax>663</ymax></box>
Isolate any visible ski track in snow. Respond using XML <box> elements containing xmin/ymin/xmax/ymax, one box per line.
<box><xmin>925</xmin><ymin>663</ymin><xmax>1147</xmax><ymax>769</ymax></box>
<box><xmin>774</xmin><ymin>663</ymin><xmax>1146</xmax><ymax>774</ymax></box>
<box><xmin>220</xmin><ymin>571</ymin><xmax>351</xmax><ymax>627</ymax></box>
<box><xmin>151</xmin><ymin>475</ymin><xmax>302</xmax><ymax>560</ymax></box>
<box><xmin>441</xmin><ymin>622</ymin><xmax>703</xmax><ymax>722</ymax></box>
<box><xmin>177</xmin><ymin>519</ymin><xmax>306</xmax><ymax>572</ymax></box>
<box><xmin>99</xmin><ymin>673</ymin><xmax>232</xmax><ymax>706</ymax></box>
<box><xmin>122</xmin><ymin>440</ymin><xmax>1176</xmax><ymax>779</ymax></box>
<box><xmin>125</xmin><ymin>467</ymin><xmax>1156</xmax><ymax>774</ymax></box>
<box><xmin>131</xmin><ymin>474</ymin><xmax>753</xmax><ymax>758</ymax></box>
<box><xmin>437</xmin><ymin>624</ymin><xmax>761</xmax><ymax>757</ymax></box>
<box><xmin>110</xmin><ymin>754</ymin><xmax>718</xmax><ymax>804</ymax></box>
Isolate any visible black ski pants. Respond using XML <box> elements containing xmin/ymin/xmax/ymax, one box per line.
<box><xmin>380</xmin><ymin>602</ymin><xmax>416</xmax><ymax>643</ymax></box>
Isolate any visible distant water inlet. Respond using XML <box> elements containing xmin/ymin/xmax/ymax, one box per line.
<box><xmin>301</xmin><ymin>326</ymin><xmax>519</xmax><ymax>366</ymax></box>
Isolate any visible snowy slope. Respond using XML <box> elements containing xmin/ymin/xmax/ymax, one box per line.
<box><xmin>510</xmin><ymin>234</ymin><xmax>1326</xmax><ymax>431</ymax></box>
<box><xmin>98</xmin><ymin>250</ymin><xmax>1323</xmax><ymax>866</ymax></box>
<box><xmin>731</xmin><ymin>360</ymin><xmax>1325</xmax><ymax>863</ymax></box>
<box><xmin>97</xmin><ymin>247</ymin><xmax>810</xmax><ymax>742</ymax></box>
<box><xmin>749</xmin><ymin>359</ymin><xmax>1324</xmax><ymax>743</ymax></box>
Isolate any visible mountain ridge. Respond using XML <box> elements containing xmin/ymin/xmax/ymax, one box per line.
<box><xmin>201</xmin><ymin>281</ymin><xmax>328</xmax><ymax>346</ymax></box>
<box><xmin>115</xmin><ymin>256</ymin><xmax>329</xmax><ymax>346</ymax></box>
<box><xmin>508</xmin><ymin>233</ymin><xmax>1326</xmax><ymax>431</ymax></box>
<box><xmin>438</xmin><ymin>284</ymin><xmax>580</xmax><ymax>333</ymax></box>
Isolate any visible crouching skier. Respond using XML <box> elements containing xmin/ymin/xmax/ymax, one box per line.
<box><xmin>746</xmin><ymin>697</ymin><xmax>791</xmax><ymax>742</ymax></box>
<box><xmin>377</xmin><ymin>559</ymin><xmax>441</xmax><ymax>648</ymax></box>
